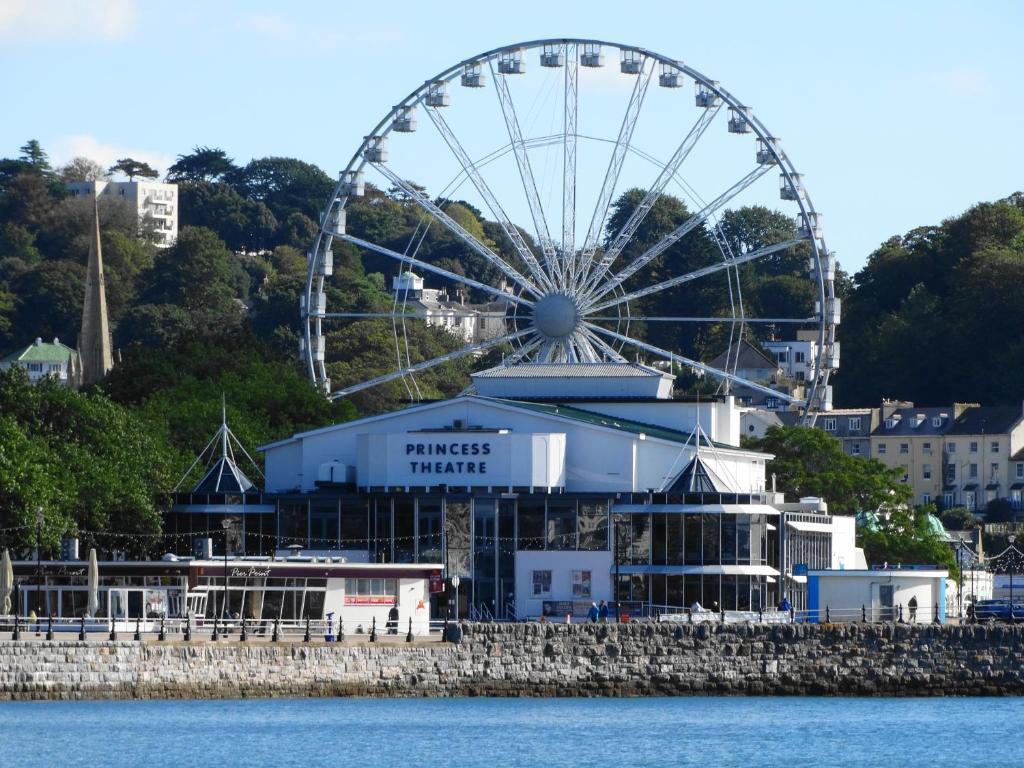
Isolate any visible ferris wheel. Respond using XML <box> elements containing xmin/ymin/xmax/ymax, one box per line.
<box><xmin>302</xmin><ymin>39</ymin><xmax>838</xmax><ymax>420</ymax></box>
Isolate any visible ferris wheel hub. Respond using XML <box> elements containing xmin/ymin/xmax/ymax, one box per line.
<box><xmin>532</xmin><ymin>292</ymin><xmax>580</xmax><ymax>339</ymax></box>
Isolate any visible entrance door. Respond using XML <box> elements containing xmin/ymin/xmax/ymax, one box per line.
<box><xmin>879</xmin><ymin>584</ymin><xmax>895</xmax><ymax>622</ymax></box>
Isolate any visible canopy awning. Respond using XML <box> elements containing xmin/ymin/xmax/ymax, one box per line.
<box><xmin>786</xmin><ymin>520</ymin><xmax>832</xmax><ymax>533</ymax></box>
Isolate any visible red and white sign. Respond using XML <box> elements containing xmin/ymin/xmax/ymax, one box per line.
<box><xmin>344</xmin><ymin>596</ymin><xmax>394</xmax><ymax>606</ymax></box>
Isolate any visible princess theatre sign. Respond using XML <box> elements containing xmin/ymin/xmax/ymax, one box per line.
<box><xmin>356</xmin><ymin>431</ymin><xmax>566</xmax><ymax>489</ymax></box>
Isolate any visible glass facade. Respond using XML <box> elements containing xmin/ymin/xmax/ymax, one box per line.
<box><xmin>161</xmin><ymin>491</ymin><xmax>836</xmax><ymax>619</ymax></box>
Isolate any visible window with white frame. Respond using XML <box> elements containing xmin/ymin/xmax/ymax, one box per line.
<box><xmin>851</xmin><ymin>444</ymin><xmax>862</xmax><ymax>456</ymax></box>
<box><xmin>848</xmin><ymin>417</ymin><xmax>862</xmax><ymax>431</ymax></box>
<box><xmin>969</xmin><ymin>463</ymin><xmax>978</xmax><ymax>479</ymax></box>
<box><xmin>946</xmin><ymin>465</ymin><xmax>956</xmax><ymax>483</ymax></box>
<box><xmin>947</xmin><ymin>442</ymin><xmax>956</xmax><ymax>454</ymax></box>
<box><xmin>991</xmin><ymin>463</ymin><xmax>999</xmax><ymax>478</ymax></box>
<box><xmin>795</xmin><ymin>351</ymin><xmax>806</xmax><ymax>363</ymax></box>
<box><xmin>923</xmin><ymin>442</ymin><xmax>932</xmax><ymax>455</ymax></box>
<box><xmin>1017</xmin><ymin>463</ymin><xmax>1024</xmax><ymax>479</ymax></box>
<box><xmin>991</xmin><ymin>442</ymin><xmax>999</xmax><ymax>453</ymax></box>
<box><xmin>532</xmin><ymin>570</ymin><xmax>552</xmax><ymax>597</ymax></box>
<box><xmin>822</xmin><ymin>418</ymin><xmax>836</xmax><ymax>431</ymax></box>
<box><xmin>922</xmin><ymin>493</ymin><xmax>931</xmax><ymax>505</ymax></box>
<box><xmin>931</xmin><ymin>417</ymin><xmax>943</xmax><ymax>428</ymax></box>
<box><xmin>900</xmin><ymin>443</ymin><xmax>909</xmax><ymax>454</ymax></box>
<box><xmin>923</xmin><ymin>464</ymin><xmax>932</xmax><ymax>480</ymax></box>
<box><xmin>776</xmin><ymin>351</ymin><xmax>788</xmax><ymax>363</ymax></box>
<box><xmin>970</xmin><ymin>442</ymin><xmax>978</xmax><ymax>453</ymax></box>
<box><xmin>942</xmin><ymin>492</ymin><xmax>954</xmax><ymax>509</ymax></box>
<box><xmin>878</xmin><ymin>443</ymin><xmax>887</xmax><ymax>455</ymax></box>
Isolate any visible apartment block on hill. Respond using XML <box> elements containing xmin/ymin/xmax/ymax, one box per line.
<box><xmin>68</xmin><ymin>180</ymin><xmax>178</xmax><ymax>247</ymax></box>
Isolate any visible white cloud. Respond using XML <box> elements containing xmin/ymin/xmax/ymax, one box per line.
<box><xmin>50</xmin><ymin>135</ymin><xmax>174</xmax><ymax>178</ymax></box>
<box><xmin>0</xmin><ymin>0</ymin><xmax>138</xmax><ymax>41</ymax></box>
<box><xmin>931</xmin><ymin>66</ymin><xmax>992</xmax><ymax>97</ymax></box>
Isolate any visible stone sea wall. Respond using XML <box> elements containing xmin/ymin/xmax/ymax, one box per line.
<box><xmin>2</xmin><ymin>622</ymin><xmax>1024</xmax><ymax>700</ymax></box>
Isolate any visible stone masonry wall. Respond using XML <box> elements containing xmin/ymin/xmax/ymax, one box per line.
<box><xmin>2</xmin><ymin>622</ymin><xmax>1024</xmax><ymax>700</ymax></box>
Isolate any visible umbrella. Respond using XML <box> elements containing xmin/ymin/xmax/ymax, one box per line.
<box><xmin>1</xmin><ymin>549</ymin><xmax>12</xmax><ymax>615</ymax></box>
<box><xmin>87</xmin><ymin>548</ymin><xmax>99</xmax><ymax>617</ymax></box>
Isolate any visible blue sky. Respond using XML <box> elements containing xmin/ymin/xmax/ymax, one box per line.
<box><xmin>1</xmin><ymin>0</ymin><xmax>1021</xmax><ymax>275</ymax></box>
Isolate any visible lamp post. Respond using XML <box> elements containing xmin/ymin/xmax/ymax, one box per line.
<box><xmin>35</xmin><ymin>507</ymin><xmax>43</xmax><ymax>616</ymax></box>
<box><xmin>1009</xmin><ymin>534</ymin><xmax>1016</xmax><ymax>622</ymax></box>
<box><xmin>221</xmin><ymin>517</ymin><xmax>232</xmax><ymax>621</ymax></box>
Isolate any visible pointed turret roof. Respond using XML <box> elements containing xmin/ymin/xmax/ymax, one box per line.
<box><xmin>174</xmin><ymin>398</ymin><xmax>263</xmax><ymax>495</ymax></box>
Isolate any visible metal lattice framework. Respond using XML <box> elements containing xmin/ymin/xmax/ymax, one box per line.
<box><xmin>301</xmin><ymin>39</ymin><xmax>839</xmax><ymax>421</ymax></box>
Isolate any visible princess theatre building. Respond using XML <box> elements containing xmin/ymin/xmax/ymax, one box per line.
<box><xmin>173</xmin><ymin>363</ymin><xmax>855</xmax><ymax>621</ymax></box>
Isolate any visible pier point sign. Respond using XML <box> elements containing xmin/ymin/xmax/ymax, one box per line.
<box><xmin>356</xmin><ymin>431</ymin><xmax>566</xmax><ymax>489</ymax></box>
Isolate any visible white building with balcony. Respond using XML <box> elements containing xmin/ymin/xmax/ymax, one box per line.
<box><xmin>68</xmin><ymin>180</ymin><xmax>178</xmax><ymax>247</ymax></box>
<box><xmin>392</xmin><ymin>271</ymin><xmax>510</xmax><ymax>344</ymax></box>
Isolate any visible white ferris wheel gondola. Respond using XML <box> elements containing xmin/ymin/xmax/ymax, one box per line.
<box><xmin>301</xmin><ymin>39</ymin><xmax>838</xmax><ymax>422</ymax></box>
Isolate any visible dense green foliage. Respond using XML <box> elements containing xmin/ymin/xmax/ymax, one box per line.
<box><xmin>743</xmin><ymin>425</ymin><xmax>912</xmax><ymax>515</ymax></box>
<box><xmin>745</xmin><ymin>426</ymin><xmax>956</xmax><ymax>571</ymax></box>
<box><xmin>858</xmin><ymin>505</ymin><xmax>958</xmax><ymax>575</ymax></box>
<box><xmin>0</xmin><ymin>367</ymin><xmax>180</xmax><ymax>555</ymax></box>
<box><xmin>836</xmin><ymin>194</ymin><xmax>1024</xmax><ymax>406</ymax></box>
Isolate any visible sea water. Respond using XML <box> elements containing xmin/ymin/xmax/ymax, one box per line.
<box><xmin>0</xmin><ymin>696</ymin><xmax>1010</xmax><ymax>767</ymax></box>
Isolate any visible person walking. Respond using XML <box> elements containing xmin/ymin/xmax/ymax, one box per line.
<box><xmin>386</xmin><ymin>601</ymin><xmax>399</xmax><ymax>634</ymax></box>
<box><xmin>598</xmin><ymin>600</ymin><xmax>609</xmax><ymax>624</ymax></box>
<box><xmin>587</xmin><ymin>602</ymin><xmax>599</xmax><ymax>623</ymax></box>
<box><xmin>908</xmin><ymin>596</ymin><xmax>918</xmax><ymax>624</ymax></box>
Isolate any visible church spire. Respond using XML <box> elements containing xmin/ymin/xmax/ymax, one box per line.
<box><xmin>78</xmin><ymin>195</ymin><xmax>113</xmax><ymax>386</ymax></box>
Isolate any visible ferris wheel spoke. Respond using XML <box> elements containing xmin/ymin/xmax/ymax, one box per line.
<box><xmin>501</xmin><ymin>335</ymin><xmax>543</xmax><ymax>366</ymax></box>
<box><xmin>330</xmin><ymin>327</ymin><xmax>532</xmax><ymax>399</ymax></box>
<box><xmin>490</xmin><ymin>62</ymin><xmax>558</xmax><ymax>275</ymax></box>
<box><xmin>587</xmin><ymin>165</ymin><xmax>772</xmax><ymax>303</ymax></box>
<box><xmin>339</xmin><ymin>233</ymin><xmax>533</xmax><ymax>308</ymax></box>
<box><xmin>585</xmin><ymin>238</ymin><xmax>806</xmax><ymax>313</ymax></box>
<box><xmin>561</xmin><ymin>42</ymin><xmax>579</xmax><ymax>285</ymax></box>
<box><xmin>581</xmin><ymin>104</ymin><xmax>722</xmax><ymax>294</ymax></box>
<box><xmin>578</xmin><ymin>325</ymin><xmax>627</xmax><ymax>362</ymax></box>
<box><xmin>579</xmin><ymin>57</ymin><xmax>653</xmax><ymax>279</ymax></box>
<box><xmin>585</xmin><ymin>315</ymin><xmax>819</xmax><ymax>324</ymax></box>
<box><xmin>423</xmin><ymin>106</ymin><xmax>555</xmax><ymax>293</ymax></box>
<box><xmin>370</xmin><ymin>163</ymin><xmax>542</xmax><ymax>299</ymax></box>
<box><xmin>322</xmin><ymin>311</ymin><xmax>503</xmax><ymax>321</ymax></box>
<box><xmin>584</xmin><ymin>323</ymin><xmax>804</xmax><ymax>405</ymax></box>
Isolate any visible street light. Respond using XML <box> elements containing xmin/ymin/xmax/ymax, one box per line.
<box><xmin>35</xmin><ymin>507</ymin><xmax>43</xmax><ymax>616</ymax></box>
<box><xmin>1009</xmin><ymin>534</ymin><xmax>1016</xmax><ymax>622</ymax></box>
<box><xmin>221</xmin><ymin>517</ymin><xmax>232</xmax><ymax>620</ymax></box>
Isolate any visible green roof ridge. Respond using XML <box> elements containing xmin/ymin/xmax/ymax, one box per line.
<box><xmin>1</xmin><ymin>339</ymin><xmax>77</xmax><ymax>364</ymax></box>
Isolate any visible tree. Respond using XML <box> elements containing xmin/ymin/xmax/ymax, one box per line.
<box><xmin>985</xmin><ymin>498</ymin><xmax>1018</xmax><ymax>524</ymax></box>
<box><xmin>0</xmin><ymin>366</ymin><xmax>182</xmax><ymax>553</ymax></box>
<box><xmin>176</xmin><ymin>181</ymin><xmax>277</xmax><ymax>251</ymax></box>
<box><xmin>858</xmin><ymin>504</ymin><xmax>958</xmax><ymax>573</ymax></box>
<box><xmin>58</xmin><ymin>157</ymin><xmax>109</xmax><ymax>183</ymax></box>
<box><xmin>130</xmin><ymin>227</ymin><xmax>250</xmax><ymax>343</ymax></box>
<box><xmin>743</xmin><ymin>425</ymin><xmax>912</xmax><ymax>515</ymax></box>
<box><xmin>103</xmin><ymin>331</ymin><xmax>351</xmax><ymax>460</ymax></box>
<box><xmin>227</xmin><ymin>156</ymin><xmax>333</xmax><ymax>222</ymax></box>
<box><xmin>166</xmin><ymin>146</ymin><xmax>238</xmax><ymax>183</ymax></box>
<box><xmin>940</xmin><ymin>507</ymin><xmax>978</xmax><ymax>531</ymax></box>
<box><xmin>108</xmin><ymin>157</ymin><xmax>159</xmax><ymax>182</ymax></box>
<box><xmin>18</xmin><ymin>139</ymin><xmax>50</xmax><ymax>171</ymax></box>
